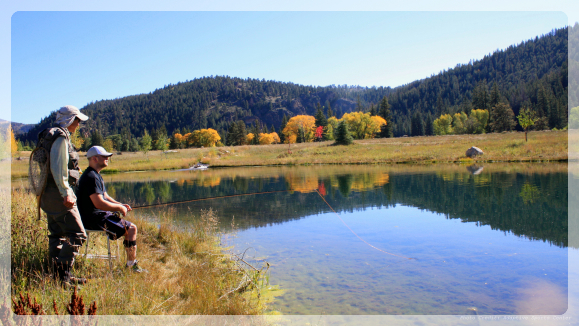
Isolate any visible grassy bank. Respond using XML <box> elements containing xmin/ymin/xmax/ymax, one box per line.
<box><xmin>7</xmin><ymin>186</ymin><xmax>280</xmax><ymax>316</ymax></box>
<box><xmin>11</xmin><ymin>130</ymin><xmax>568</xmax><ymax>178</ymax></box>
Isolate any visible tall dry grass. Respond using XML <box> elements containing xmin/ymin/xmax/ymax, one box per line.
<box><xmin>8</xmin><ymin>186</ymin><xmax>278</xmax><ymax>316</ymax></box>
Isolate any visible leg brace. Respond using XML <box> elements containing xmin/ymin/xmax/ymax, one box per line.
<box><xmin>123</xmin><ymin>240</ymin><xmax>137</xmax><ymax>248</ymax></box>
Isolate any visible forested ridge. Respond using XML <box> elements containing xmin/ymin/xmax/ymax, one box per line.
<box><xmin>20</xmin><ymin>25</ymin><xmax>574</xmax><ymax>146</ymax></box>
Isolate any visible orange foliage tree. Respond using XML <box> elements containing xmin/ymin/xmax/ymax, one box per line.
<box><xmin>282</xmin><ymin>115</ymin><xmax>316</xmax><ymax>143</ymax></box>
<box><xmin>246</xmin><ymin>133</ymin><xmax>255</xmax><ymax>144</ymax></box>
<box><xmin>173</xmin><ymin>133</ymin><xmax>187</xmax><ymax>148</ymax></box>
<box><xmin>258</xmin><ymin>132</ymin><xmax>281</xmax><ymax>145</ymax></box>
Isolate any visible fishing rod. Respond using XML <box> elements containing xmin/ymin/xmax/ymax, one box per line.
<box><xmin>130</xmin><ymin>190</ymin><xmax>289</xmax><ymax>209</ymax></box>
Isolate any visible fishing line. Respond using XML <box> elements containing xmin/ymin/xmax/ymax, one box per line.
<box><xmin>131</xmin><ymin>186</ymin><xmax>413</xmax><ymax>260</ymax></box>
<box><xmin>314</xmin><ymin>189</ymin><xmax>414</xmax><ymax>260</ymax></box>
<box><xmin>131</xmin><ymin>190</ymin><xmax>288</xmax><ymax>209</ymax></box>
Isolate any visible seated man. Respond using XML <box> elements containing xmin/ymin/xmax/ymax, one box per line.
<box><xmin>77</xmin><ymin>146</ymin><xmax>145</xmax><ymax>272</ymax></box>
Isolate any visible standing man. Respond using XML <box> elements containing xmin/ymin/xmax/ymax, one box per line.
<box><xmin>38</xmin><ymin>105</ymin><xmax>89</xmax><ymax>285</ymax></box>
<box><xmin>77</xmin><ymin>146</ymin><xmax>145</xmax><ymax>272</ymax></box>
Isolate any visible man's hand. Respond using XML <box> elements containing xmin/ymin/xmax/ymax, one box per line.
<box><xmin>119</xmin><ymin>204</ymin><xmax>128</xmax><ymax>217</ymax></box>
<box><xmin>63</xmin><ymin>195</ymin><xmax>75</xmax><ymax>209</ymax></box>
<box><xmin>122</xmin><ymin>204</ymin><xmax>132</xmax><ymax>212</ymax></box>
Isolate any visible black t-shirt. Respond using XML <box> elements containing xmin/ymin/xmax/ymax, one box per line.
<box><xmin>77</xmin><ymin>166</ymin><xmax>107</xmax><ymax>229</ymax></box>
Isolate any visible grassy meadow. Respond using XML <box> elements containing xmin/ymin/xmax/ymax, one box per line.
<box><xmin>10</xmin><ymin>130</ymin><xmax>569</xmax><ymax>179</ymax></box>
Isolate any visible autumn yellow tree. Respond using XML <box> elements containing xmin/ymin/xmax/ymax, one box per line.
<box><xmin>341</xmin><ymin>112</ymin><xmax>385</xmax><ymax>139</ymax></box>
<box><xmin>469</xmin><ymin>109</ymin><xmax>489</xmax><ymax>134</ymax></box>
<box><xmin>326</xmin><ymin>116</ymin><xmax>340</xmax><ymax>140</ymax></box>
<box><xmin>258</xmin><ymin>133</ymin><xmax>273</xmax><ymax>145</ymax></box>
<box><xmin>188</xmin><ymin>128</ymin><xmax>221</xmax><ymax>147</ymax></box>
<box><xmin>246</xmin><ymin>133</ymin><xmax>255</xmax><ymax>144</ymax></box>
<box><xmin>102</xmin><ymin>139</ymin><xmax>114</xmax><ymax>152</ymax></box>
<box><xmin>270</xmin><ymin>132</ymin><xmax>281</xmax><ymax>144</ymax></box>
<box><xmin>433</xmin><ymin>114</ymin><xmax>453</xmax><ymax>135</ymax></box>
<box><xmin>282</xmin><ymin>115</ymin><xmax>316</xmax><ymax>143</ymax></box>
<box><xmin>69</xmin><ymin>130</ymin><xmax>84</xmax><ymax>150</ymax></box>
<box><xmin>182</xmin><ymin>133</ymin><xmax>192</xmax><ymax>147</ymax></box>
<box><xmin>258</xmin><ymin>132</ymin><xmax>280</xmax><ymax>145</ymax></box>
<box><xmin>8</xmin><ymin>126</ymin><xmax>18</xmax><ymax>156</ymax></box>
<box><xmin>172</xmin><ymin>133</ymin><xmax>186</xmax><ymax>148</ymax></box>
<box><xmin>452</xmin><ymin>112</ymin><xmax>468</xmax><ymax>134</ymax></box>
<box><xmin>369</xmin><ymin>116</ymin><xmax>387</xmax><ymax>138</ymax></box>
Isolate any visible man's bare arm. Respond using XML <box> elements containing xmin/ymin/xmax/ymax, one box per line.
<box><xmin>90</xmin><ymin>193</ymin><xmax>128</xmax><ymax>216</ymax></box>
<box><xmin>103</xmin><ymin>192</ymin><xmax>120</xmax><ymax>204</ymax></box>
<box><xmin>103</xmin><ymin>192</ymin><xmax>132</xmax><ymax>212</ymax></box>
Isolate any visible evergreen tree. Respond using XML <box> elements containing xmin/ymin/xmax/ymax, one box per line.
<box><xmin>81</xmin><ymin>134</ymin><xmax>92</xmax><ymax>151</ymax></box>
<box><xmin>227</xmin><ymin>120</ymin><xmax>247</xmax><ymax>146</ymax></box>
<box><xmin>235</xmin><ymin>121</ymin><xmax>247</xmax><ymax>145</ymax></box>
<box><xmin>90</xmin><ymin>130</ymin><xmax>104</xmax><ymax>147</ymax></box>
<box><xmin>279</xmin><ymin>115</ymin><xmax>288</xmax><ymax>143</ymax></box>
<box><xmin>490</xmin><ymin>82</ymin><xmax>501</xmax><ymax>109</ymax></box>
<box><xmin>169</xmin><ymin>133</ymin><xmax>180</xmax><ymax>149</ymax></box>
<box><xmin>411</xmin><ymin>111</ymin><xmax>425</xmax><ymax>136</ymax></box>
<box><xmin>473</xmin><ymin>80</ymin><xmax>491</xmax><ymax>112</ymax></box>
<box><xmin>424</xmin><ymin>114</ymin><xmax>434</xmax><ymax>136</ymax></box>
<box><xmin>327</xmin><ymin>103</ymin><xmax>334</xmax><ymax>118</ymax></box>
<box><xmin>356</xmin><ymin>96</ymin><xmax>363</xmax><ymax>112</ymax></box>
<box><xmin>460</xmin><ymin>99</ymin><xmax>473</xmax><ymax>115</ymax></box>
<box><xmin>378</xmin><ymin>96</ymin><xmax>393</xmax><ymax>138</ymax></box>
<box><xmin>226</xmin><ymin>122</ymin><xmax>238</xmax><ymax>146</ymax></box>
<box><xmin>547</xmin><ymin>93</ymin><xmax>561</xmax><ymax>128</ymax></box>
<box><xmin>436</xmin><ymin>95</ymin><xmax>445</xmax><ymax>116</ymax></box>
<box><xmin>250</xmin><ymin>121</ymin><xmax>261</xmax><ymax>145</ymax></box>
<box><xmin>536</xmin><ymin>86</ymin><xmax>549</xmax><ymax>118</ymax></box>
<box><xmin>314</xmin><ymin>106</ymin><xmax>327</xmax><ymax>127</ymax></box>
<box><xmin>490</xmin><ymin>102</ymin><xmax>517</xmax><ymax>132</ymax></box>
<box><xmin>334</xmin><ymin>120</ymin><xmax>353</xmax><ymax>145</ymax></box>
<box><xmin>369</xmin><ymin>104</ymin><xmax>376</xmax><ymax>116</ymax></box>
<box><xmin>474</xmin><ymin>80</ymin><xmax>492</xmax><ymax>131</ymax></box>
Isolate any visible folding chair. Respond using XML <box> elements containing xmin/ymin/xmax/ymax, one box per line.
<box><xmin>83</xmin><ymin>229</ymin><xmax>119</xmax><ymax>270</ymax></box>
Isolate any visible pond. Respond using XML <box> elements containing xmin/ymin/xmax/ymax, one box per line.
<box><xmin>103</xmin><ymin>163</ymin><xmax>569</xmax><ymax>315</ymax></box>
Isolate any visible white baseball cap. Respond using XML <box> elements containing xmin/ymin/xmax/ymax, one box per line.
<box><xmin>87</xmin><ymin>146</ymin><xmax>114</xmax><ymax>158</ymax></box>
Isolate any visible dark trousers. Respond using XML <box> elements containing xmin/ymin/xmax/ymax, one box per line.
<box><xmin>41</xmin><ymin>186</ymin><xmax>87</xmax><ymax>268</ymax></box>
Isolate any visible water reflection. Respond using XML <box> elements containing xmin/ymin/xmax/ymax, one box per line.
<box><xmin>109</xmin><ymin>164</ymin><xmax>568</xmax><ymax>248</ymax></box>
<box><xmin>466</xmin><ymin>164</ymin><xmax>484</xmax><ymax>175</ymax></box>
<box><xmin>105</xmin><ymin>164</ymin><xmax>568</xmax><ymax>315</ymax></box>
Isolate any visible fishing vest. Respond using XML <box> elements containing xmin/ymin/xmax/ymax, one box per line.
<box><xmin>36</xmin><ymin>127</ymin><xmax>80</xmax><ymax>190</ymax></box>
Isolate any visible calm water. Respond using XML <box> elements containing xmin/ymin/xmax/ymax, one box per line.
<box><xmin>104</xmin><ymin>164</ymin><xmax>569</xmax><ymax>315</ymax></box>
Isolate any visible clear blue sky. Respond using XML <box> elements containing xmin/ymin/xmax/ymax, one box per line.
<box><xmin>4</xmin><ymin>7</ymin><xmax>575</xmax><ymax>124</ymax></box>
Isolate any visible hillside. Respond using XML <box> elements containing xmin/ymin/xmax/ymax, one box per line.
<box><xmin>19</xmin><ymin>25</ymin><xmax>573</xmax><ymax>146</ymax></box>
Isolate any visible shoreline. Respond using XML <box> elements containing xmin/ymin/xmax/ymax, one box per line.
<box><xmin>11</xmin><ymin>130</ymin><xmax>570</xmax><ymax>179</ymax></box>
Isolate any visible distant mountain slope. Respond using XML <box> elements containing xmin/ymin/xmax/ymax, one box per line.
<box><xmin>11</xmin><ymin>122</ymin><xmax>35</xmax><ymax>135</ymax></box>
<box><xmin>20</xmin><ymin>25</ymin><xmax>571</xmax><ymax>144</ymax></box>
<box><xmin>0</xmin><ymin>119</ymin><xmax>34</xmax><ymax>135</ymax></box>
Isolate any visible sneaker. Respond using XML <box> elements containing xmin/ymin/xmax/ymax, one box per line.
<box><xmin>68</xmin><ymin>276</ymin><xmax>88</xmax><ymax>285</ymax></box>
<box><xmin>127</xmin><ymin>260</ymin><xmax>147</xmax><ymax>273</ymax></box>
<box><xmin>61</xmin><ymin>280</ymin><xmax>84</xmax><ymax>290</ymax></box>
